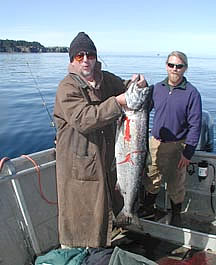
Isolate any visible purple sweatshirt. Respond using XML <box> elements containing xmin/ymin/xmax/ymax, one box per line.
<box><xmin>151</xmin><ymin>77</ymin><xmax>202</xmax><ymax>160</ymax></box>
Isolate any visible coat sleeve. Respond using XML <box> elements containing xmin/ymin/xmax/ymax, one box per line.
<box><xmin>54</xmin><ymin>75</ymin><xmax>124</xmax><ymax>134</ymax></box>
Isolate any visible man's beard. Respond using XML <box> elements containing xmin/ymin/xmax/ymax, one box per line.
<box><xmin>81</xmin><ymin>69</ymin><xmax>93</xmax><ymax>79</ymax></box>
<box><xmin>169</xmin><ymin>73</ymin><xmax>182</xmax><ymax>84</ymax></box>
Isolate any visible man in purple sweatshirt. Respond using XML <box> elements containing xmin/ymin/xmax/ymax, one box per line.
<box><xmin>139</xmin><ymin>51</ymin><xmax>202</xmax><ymax>226</ymax></box>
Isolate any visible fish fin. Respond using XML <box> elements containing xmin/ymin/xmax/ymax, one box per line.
<box><xmin>113</xmin><ymin>211</ymin><xmax>132</xmax><ymax>228</ymax></box>
<box><xmin>131</xmin><ymin>215</ymin><xmax>142</xmax><ymax>229</ymax></box>
<box><xmin>118</xmin><ymin>112</ymin><xmax>126</xmax><ymax>129</ymax></box>
<box><xmin>111</xmin><ymin>157</ymin><xmax>116</xmax><ymax>171</ymax></box>
<box><xmin>115</xmin><ymin>182</ymin><xmax>121</xmax><ymax>192</ymax></box>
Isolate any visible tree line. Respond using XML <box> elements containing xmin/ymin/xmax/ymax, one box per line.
<box><xmin>0</xmin><ymin>39</ymin><xmax>68</xmax><ymax>53</ymax></box>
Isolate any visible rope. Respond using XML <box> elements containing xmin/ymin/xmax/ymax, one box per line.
<box><xmin>0</xmin><ymin>157</ymin><xmax>10</xmax><ymax>171</ymax></box>
<box><xmin>21</xmin><ymin>154</ymin><xmax>57</xmax><ymax>205</ymax></box>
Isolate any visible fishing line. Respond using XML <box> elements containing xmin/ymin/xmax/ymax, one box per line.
<box><xmin>26</xmin><ymin>62</ymin><xmax>56</xmax><ymax>132</ymax></box>
<box><xmin>98</xmin><ymin>55</ymin><xmax>108</xmax><ymax>68</ymax></box>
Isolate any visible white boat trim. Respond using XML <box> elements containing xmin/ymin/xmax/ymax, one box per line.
<box><xmin>128</xmin><ymin>218</ymin><xmax>216</xmax><ymax>251</ymax></box>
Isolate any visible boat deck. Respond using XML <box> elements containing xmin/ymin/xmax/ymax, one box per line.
<box><xmin>112</xmin><ymin>228</ymin><xmax>194</xmax><ymax>262</ymax></box>
<box><xmin>1</xmin><ymin>148</ymin><xmax>216</xmax><ymax>265</ymax></box>
<box><xmin>152</xmin><ymin>208</ymin><xmax>216</xmax><ymax>235</ymax></box>
<box><xmin>112</xmin><ymin>222</ymin><xmax>216</xmax><ymax>264</ymax></box>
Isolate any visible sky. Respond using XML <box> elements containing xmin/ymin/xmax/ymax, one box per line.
<box><xmin>1</xmin><ymin>0</ymin><xmax>216</xmax><ymax>56</ymax></box>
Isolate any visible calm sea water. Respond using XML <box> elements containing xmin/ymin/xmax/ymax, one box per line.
<box><xmin>1</xmin><ymin>53</ymin><xmax>216</xmax><ymax>159</ymax></box>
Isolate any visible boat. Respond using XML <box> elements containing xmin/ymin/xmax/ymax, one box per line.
<box><xmin>0</xmin><ymin>111</ymin><xmax>216</xmax><ymax>265</ymax></box>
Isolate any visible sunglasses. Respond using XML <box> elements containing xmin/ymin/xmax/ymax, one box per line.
<box><xmin>167</xmin><ymin>63</ymin><xmax>185</xmax><ymax>69</ymax></box>
<box><xmin>74</xmin><ymin>51</ymin><xmax>96</xmax><ymax>62</ymax></box>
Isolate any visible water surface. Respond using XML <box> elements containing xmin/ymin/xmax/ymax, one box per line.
<box><xmin>0</xmin><ymin>53</ymin><xmax>216</xmax><ymax>158</ymax></box>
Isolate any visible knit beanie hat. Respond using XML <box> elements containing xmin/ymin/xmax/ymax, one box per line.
<box><xmin>69</xmin><ymin>32</ymin><xmax>97</xmax><ymax>62</ymax></box>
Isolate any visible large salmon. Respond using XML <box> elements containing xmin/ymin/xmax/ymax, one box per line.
<box><xmin>115</xmin><ymin>80</ymin><xmax>152</xmax><ymax>219</ymax></box>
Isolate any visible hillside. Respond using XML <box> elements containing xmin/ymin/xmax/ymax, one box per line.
<box><xmin>0</xmin><ymin>39</ymin><xmax>69</xmax><ymax>53</ymax></box>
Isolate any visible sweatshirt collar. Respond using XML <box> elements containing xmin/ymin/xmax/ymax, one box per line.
<box><xmin>162</xmin><ymin>76</ymin><xmax>187</xmax><ymax>90</ymax></box>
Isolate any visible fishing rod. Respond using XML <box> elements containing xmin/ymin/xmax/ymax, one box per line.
<box><xmin>26</xmin><ymin>56</ymin><xmax>107</xmax><ymax>133</ymax></box>
<box><xmin>26</xmin><ymin>62</ymin><xmax>56</xmax><ymax>133</ymax></box>
<box><xmin>98</xmin><ymin>55</ymin><xmax>108</xmax><ymax>68</ymax></box>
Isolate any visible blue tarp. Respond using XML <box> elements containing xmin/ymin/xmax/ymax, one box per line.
<box><xmin>35</xmin><ymin>248</ymin><xmax>88</xmax><ymax>265</ymax></box>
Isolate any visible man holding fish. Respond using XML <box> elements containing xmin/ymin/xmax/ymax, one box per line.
<box><xmin>54</xmin><ymin>32</ymin><xmax>146</xmax><ymax>248</ymax></box>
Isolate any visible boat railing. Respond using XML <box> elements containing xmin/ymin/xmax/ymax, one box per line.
<box><xmin>0</xmin><ymin>148</ymin><xmax>58</xmax><ymax>265</ymax></box>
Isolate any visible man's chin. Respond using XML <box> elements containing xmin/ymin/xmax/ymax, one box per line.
<box><xmin>81</xmin><ymin>71</ymin><xmax>91</xmax><ymax>78</ymax></box>
<box><xmin>170</xmin><ymin>75</ymin><xmax>180</xmax><ymax>82</ymax></box>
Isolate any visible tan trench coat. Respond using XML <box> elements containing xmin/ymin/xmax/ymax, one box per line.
<box><xmin>54</xmin><ymin>62</ymin><xmax>126</xmax><ymax>247</ymax></box>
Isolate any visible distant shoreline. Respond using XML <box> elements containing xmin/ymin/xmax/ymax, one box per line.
<box><xmin>0</xmin><ymin>39</ymin><xmax>69</xmax><ymax>53</ymax></box>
